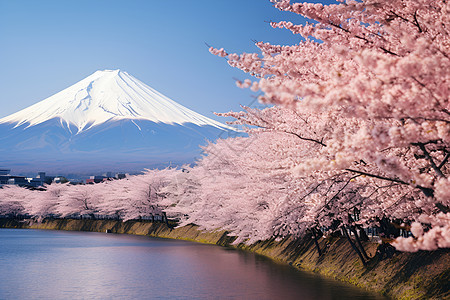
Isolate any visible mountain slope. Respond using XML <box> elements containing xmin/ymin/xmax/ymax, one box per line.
<box><xmin>0</xmin><ymin>70</ymin><xmax>238</xmax><ymax>174</ymax></box>
<box><xmin>0</xmin><ymin>69</ymin><xmax>232</xmax><ymax>132</ymax></box>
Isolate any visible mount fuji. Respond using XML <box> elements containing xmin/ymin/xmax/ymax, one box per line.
<box><xmin>0</xmin><ymin>69</ymin><xmax>237</xmax><ymax>174</ymax></box>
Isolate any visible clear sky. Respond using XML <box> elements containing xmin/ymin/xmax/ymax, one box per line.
<box><xmin>0</xmin><ymin>0</ymin><xmax>335</xmax><ymax>122</ymax></box>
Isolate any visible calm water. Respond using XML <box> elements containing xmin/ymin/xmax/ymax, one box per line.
<box><xmin>0</xmin><ymin>229</ymin><xmax>387</xmax><ymax>300</ymax></box>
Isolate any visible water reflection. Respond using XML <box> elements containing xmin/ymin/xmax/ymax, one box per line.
<box><xmin>0</xmin><ymin>229</ymin><xmax>387</xmax><ymax>299</ymax></box>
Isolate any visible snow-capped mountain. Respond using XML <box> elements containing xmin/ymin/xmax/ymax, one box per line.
<box><xmin>0</xmin><ymin>70</ymin><xmax>238</xmax><ymax>174</ymax></box>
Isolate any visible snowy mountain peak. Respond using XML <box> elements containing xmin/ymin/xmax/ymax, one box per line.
<box><xmin>0</xmin><ymin>69</ymin><xmax>233</xmax><ymax>133</ymax></box>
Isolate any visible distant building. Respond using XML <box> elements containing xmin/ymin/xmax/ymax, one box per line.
<box><xmin>85</xmin><ymin>172</ymin><xmax>127</xmax><ymax>184</ymax></box>
<box><xmin>0</xmin><ymin>169</ymin><xmax>10</xmax><ymax>176</ymax></box>
<box><xmin>7</xmin><ymin>176</ymin><xmax>28</xmax><ymax>186</ymax></box>
<box><xmin>87</xmin><ymin>176</ymin><xmax>106</xmax><ymax>184</ymax></box>
<box><xmin>27</xmin><ymin>179</ymin><xmax>44</xmax><ymax>187</ymax></box>
<box><xmin>0</xmin><ymin>169</ymin><xmax>12</xmax><ymax>186</ymax></box>
<box><xmin>53</xmin><ymin>176</ymin><xmax>68</xmax><ymax>184</ymax></box>
<box><xmin>0</xmin><ymin>169</ymin><xmax>54</xmax><ymax>188</ymax></box>
<box><xmin>115</xmin><ymin>173</ymin><xmax>126</xmax><ymax>179</ymax></box>
<box><xmin>27</xmin><ymin>172</ymin><xmax>54</xmax><ymax>187</ymax></box>
<box><xmin>0</xmin><ymin>175</ymin><xmax>10</xmax><ymax>185</ymax></box>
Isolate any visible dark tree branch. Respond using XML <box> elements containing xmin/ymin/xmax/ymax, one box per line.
<box><xmin>410</xmin><ymin>76</ymin><xmax>446</xmax><ymax>110</ymax></box>
<box><xmin>414</xmin><ymin>143</ymin><xmax>445</xmax><ymax>178</ymax></box>
<box><xmin>239</xmin><ymin>107</ymin><xmax>327</xmax><ymax>147</ymax></box>
<box><xmin>323</xmin><ymin>174</ymin><xmax>360</xmax><ymax>210</ymax></box>
<box><xmin>345</xmin><ymin>168</ymin><xmax>407</xmax><ymax>185</ymax></box>
<box><xmin>436</xmin><ymin>203</ymin><xmax>450</xmax><ymax>213</ymax></box>
<box><xmin>285</xmin><ymin>131</ymin><xmax>327</xmax><ymax>147</ymax></box>
<box><xmin>379</xmin><ymin>46</ymin><xmax>400</xmax><ymax>57</ymax></box>
<box><xmin>389</xmin><ymin>10</ymin><xmax>424</xmax><ymax>33</ymax></box>
<box><xmin>413</xmin><ymin>11</ymin><xmax>423</xmax><ymax>33</ymax></box>
<box><xmin>409</xmin><ymin>117</ymin><xmax>450</xmax><ymax>124</ymax></box>
<box><xmin>438</xmin><ymin>153</ymin><xmax>450</xmax><ymax>170</ymax></box>
<box><xmin>329</xmin><ymin>22</ymin><xmax>399</xmax><ymax>56</ymax></box>
<box><xmin>366</xmin><ymin>183</ymin><xmax>401</xmax><ymax>199</ymax></box>
<box><xmin>284</xmin><ymin>180</ymin><xmax>329</xmax><ymax>216</ymax></box>
<box><xmin>345</xmin><ymin>168</ymin><xmax>449</xmax><ymax>212</ymax></box>
<box><xmin>389</xmin><ymin>10</ymin><xmax>409</xmax><ymax>23</ymax></box>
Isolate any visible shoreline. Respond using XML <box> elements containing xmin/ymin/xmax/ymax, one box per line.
<box><xmin>1</xmin><ymin>218</ymin><xmax>448</xmax><ymax>299</ymax></box>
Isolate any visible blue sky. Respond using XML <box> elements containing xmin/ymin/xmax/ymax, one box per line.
<box><xmin>0</xmin><ymin>0</ymin><xmax>335</xmax><ymax>121</ymax></box>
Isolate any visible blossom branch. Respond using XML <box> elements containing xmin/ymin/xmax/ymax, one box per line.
<box><xmin>414</xmin><ymin>142</ymin><xmax>446</xmax><ymax>178</ymax></box>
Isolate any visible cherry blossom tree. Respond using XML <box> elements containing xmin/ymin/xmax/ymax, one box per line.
<box><xmin>55</xmin><ymin>183</ymin><xmax>101</xmax><ymax>218</ymax></box>
<box><xmin>24</xmin><ymin>183</ymin><xmax>66</xmax><ymax>220</ymax></box>
<box><xmin>103</xmin><ymin>168</ymin><xmax>180</xmax><ymax>221</ymax></box>
<box><xmin>0</xmin><ymin>185</ymin><xmax>29</xmax><ymax>217</ymax></box>
<box><xmin>209</xmin><ymin>0</ymin><xmax>449</xmax><ymax>251</ymax></box>
<box><xmin>0</xmin><ymin>168</ymin><xmax>180</xmax><ymax>222</ymax></box>
<box><xmin>162</xmin><ymin>134</ymin><xmax>296</xmax><ymax>244</ymax></box>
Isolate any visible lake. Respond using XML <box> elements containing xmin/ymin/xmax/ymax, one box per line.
<box><xmin>0</xmin><ymin>229</ymin><xmax>387</xmax><ymax>299</ymax></box>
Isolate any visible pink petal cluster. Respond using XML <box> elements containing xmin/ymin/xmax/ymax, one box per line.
<box><xmin>393</xmin><ymin>213</ymin><xmax>450</xmax><ymax>251</ymax></box>
<box><xmin>207</xmin><ymin>0</ymin><xmax>449</xmax><ymax>249</ymax></box>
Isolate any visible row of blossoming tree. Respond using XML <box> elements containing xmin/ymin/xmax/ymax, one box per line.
<box><xmin>204</xmin><ymin>0</ymin><xmax>449</xmax><ymax>253</ymax></box>
<box><xmin>0</xmin><ymin>169</ymin><xmax>179</xmax><ymax>222</ymax></box>
<box><xmin>0</xmin><ymin>0</ymin><xmax>448</xmax><ymax>257</ymax></box>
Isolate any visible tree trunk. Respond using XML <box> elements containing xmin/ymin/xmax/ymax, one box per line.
<box><xmin>311</xmin><ymin>227</ymin><xmax>322</xmax><ymax>256</ymax></box>
<box><xmin>347</xmin><ymin>214</ymin><xmax>370</xmax><ymax>260</ymax></box>
<box><xmin>343</xmin><ymin>225</ymin><xmax>367</xmax><ymax>266</ymax></box>
<box><xmin>349</xmin><ymin>226</ymin><xmax>370</xmax><ymax>260</ymax></box>
<box><xmin>359</xmin><ymin>226</ymin><xmax>370</xmax><ymax>241</ymax></box>
<box><xmin>163</xmin><ymin>212</ymin><xmax>169</xmax><ymax>227</ymax></box>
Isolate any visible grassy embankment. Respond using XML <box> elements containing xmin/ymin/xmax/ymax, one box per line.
<box><xmin>1</xmin><ymin>218</ymin><xmax>448</xmax><ymax>300</ymax></box>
